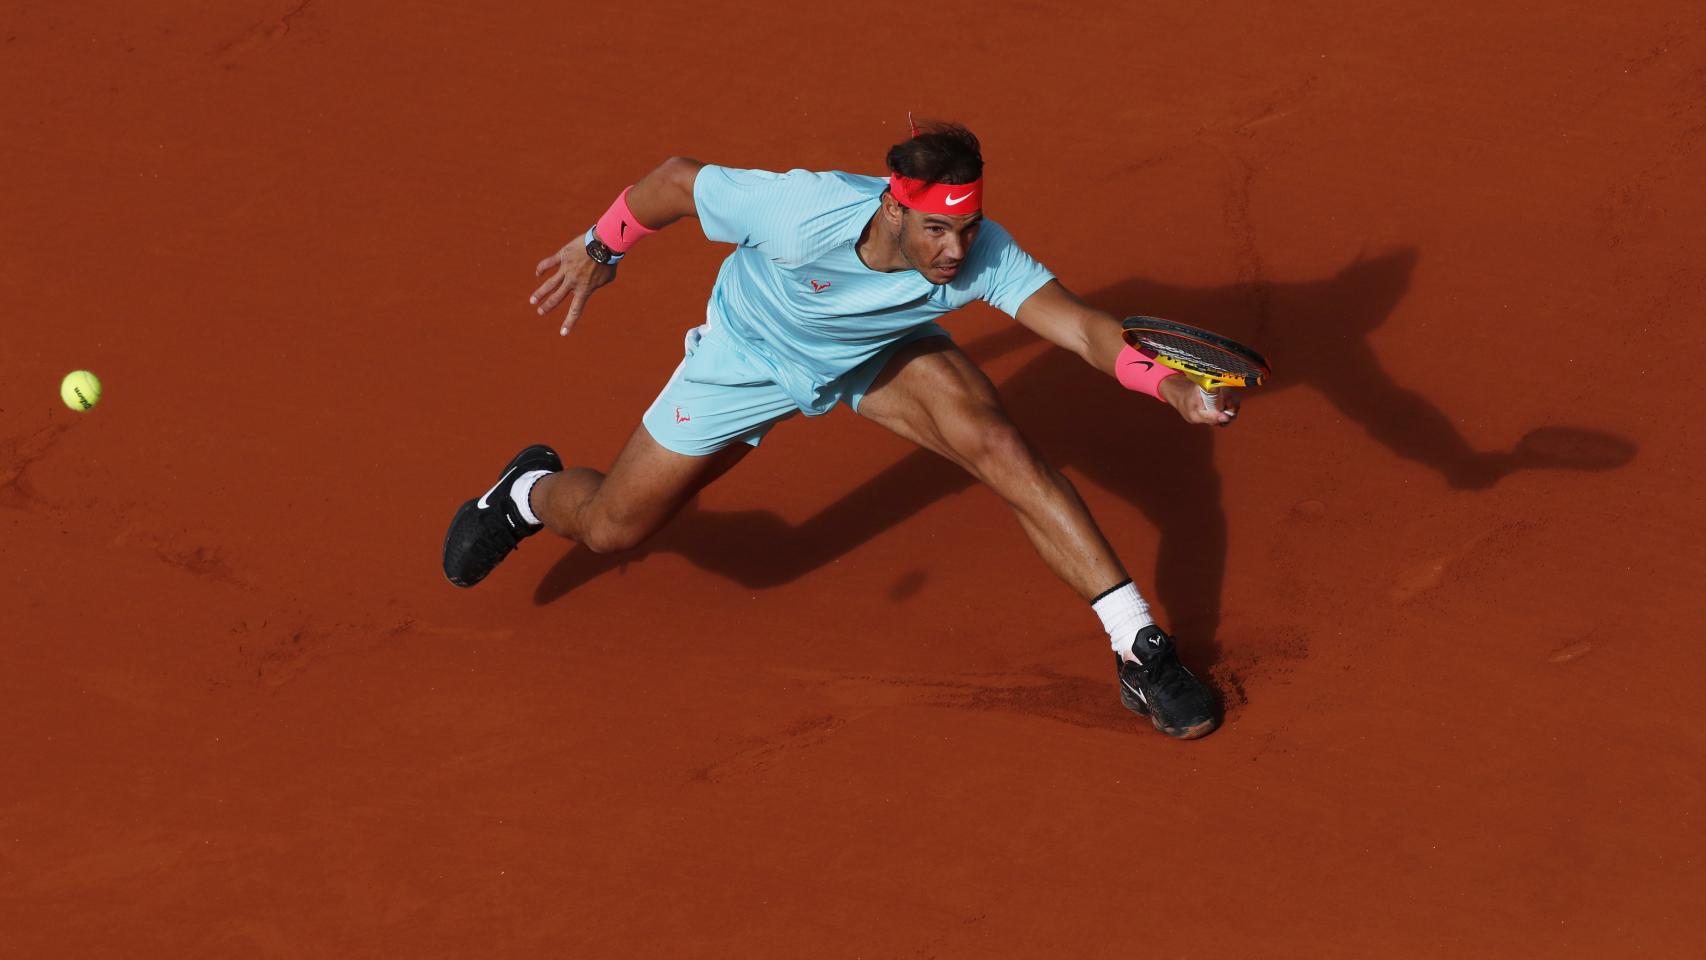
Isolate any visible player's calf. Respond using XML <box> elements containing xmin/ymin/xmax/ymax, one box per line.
<box><xmin>572</xmin><ymin>513</ymin><xmax>653</xmax><ymax>554</ymax></box>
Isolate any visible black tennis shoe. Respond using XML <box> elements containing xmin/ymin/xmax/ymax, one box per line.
<box><xmin>1116</xmin><ymin>625</ymin><xmax>1220</xmax><ymax>739</ymax></box>
<box><xmin>442</xmin><ymin>444</ymin><xmax>562</xmax><ymax>588</ymax></box>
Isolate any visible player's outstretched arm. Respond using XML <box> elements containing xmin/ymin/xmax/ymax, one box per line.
<box><xmin>530</xmin><ymin>157</ymin><xmax>707</xmax><ymax>335</ymax></box>
<box><xmin>1014</xmin><ymin>280</ymin><xmax>1235</xmax><ymax>426</ymax></box>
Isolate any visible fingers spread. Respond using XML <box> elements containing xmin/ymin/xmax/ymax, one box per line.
<box><xmin>540</xmin><ymin>279</ymin><xmax>573</xmax><ymax>314</ymax></box>
<box><xmin>531</xmin><ymin>273</ymin><xmax>563</xmax><ymax>307</ymax></box>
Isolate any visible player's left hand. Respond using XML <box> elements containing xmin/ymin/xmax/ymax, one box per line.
<box><xmin>531</xmin><ymin>242</ymin><xmax>617</xmax><ymax>336</ymax></box>
<box><xmin>1159</xmin><ymin>375</ymin><xmax>1241</xmax><ymax>427</ymax></box>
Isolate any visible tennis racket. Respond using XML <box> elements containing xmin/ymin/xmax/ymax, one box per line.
<box><xmin>1121</xmin><ymin>316</ymin><xmax>1271</xmax><ymax>418</ymax></box>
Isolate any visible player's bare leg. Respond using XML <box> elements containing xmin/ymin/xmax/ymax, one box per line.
<box><xmin>532</xmin><ymin>426</ymin><xmax>751</xmax><ymax>553</ymax></box>
<box><xmin>442</xmin><ymin>427</ymin><xmax>749</xmax><ymax>587</ymax></box>
<box><xmin>855</xmin><ymin>339</ymin><xmax>1124</xmax><ymax>600</ymax></box>
<box><xmin>857</xmin><ymin>338</ymin><xmax>1219</xmax><ymax>738</ymax></box>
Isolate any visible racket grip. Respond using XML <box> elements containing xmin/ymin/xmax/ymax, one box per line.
<box><xmin>1199</xmin><ymin>385</ymin><xmax>1238</xmax><ymax>422</ymax></box>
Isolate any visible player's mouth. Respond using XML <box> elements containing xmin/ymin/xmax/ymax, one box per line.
<box><xmin>935</xmin><ymin>262</ymin><xmax>961</xmax><ymax>280</ymax></box>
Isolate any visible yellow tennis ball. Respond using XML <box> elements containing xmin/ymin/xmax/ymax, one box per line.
<box><xmin>61</xmin><ymin>370</ymin><xmax>102</xmax><ymax>412</ymax></box>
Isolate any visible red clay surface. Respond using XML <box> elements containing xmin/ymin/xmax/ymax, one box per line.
<box><xmin>4</xmin><ymin>1</ymin><xmax>1703</xmax><ymax>956</ymax></box>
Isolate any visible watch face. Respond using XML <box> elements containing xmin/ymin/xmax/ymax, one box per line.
<box><xmin>586</xmin><ymin>239</ymin><xmax>612</xmax><ymax>264</ymax></box>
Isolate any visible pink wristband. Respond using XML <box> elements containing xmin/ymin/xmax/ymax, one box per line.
<box><xmin>594</xmin><ymin>186</ymin><xmax>657</xmax><ymax>253</ymax></box>
<box><xmin>1115</xmin><ymin>344</ymin><xmax>1180</xmax><ymax>400</ymax></box>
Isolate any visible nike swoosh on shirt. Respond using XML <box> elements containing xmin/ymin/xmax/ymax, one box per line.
<box><xmin>476</xmin><ymin>466</ymin><xmax>522</xmax><ymax>510</ymax></box>
<box><xmin>945</xmin><ymin>191</ymin><xmax>974</xmax><ymax>206</ymax></box>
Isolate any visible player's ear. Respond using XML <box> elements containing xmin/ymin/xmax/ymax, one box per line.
<box><xmin>880</xmin><ymin>192</ymin><xmax>905</xmax><ymax>226</ymax></box>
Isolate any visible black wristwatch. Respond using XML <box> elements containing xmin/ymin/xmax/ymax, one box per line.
<box><xmin>584</xmin><ymin>226</ymin><xmax>624</xmax><ymax>266</ymax></box>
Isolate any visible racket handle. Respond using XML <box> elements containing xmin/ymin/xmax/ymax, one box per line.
<box><xmin>1199</xmin><ymin>384</ymin><xmax>1238</xmax><ymax>421</ymax></box>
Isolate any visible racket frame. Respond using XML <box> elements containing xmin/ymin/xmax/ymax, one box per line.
<box><xmin>1120</xmin><ymin>316</ymin><xmax>1271</xmax><ymax>416</ymax></box>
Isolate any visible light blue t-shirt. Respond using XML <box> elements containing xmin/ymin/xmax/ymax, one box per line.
<box><xmin>693</xmin><ymin>165</ymin><xmax>1055</xmax><ymax>414</ymax></box>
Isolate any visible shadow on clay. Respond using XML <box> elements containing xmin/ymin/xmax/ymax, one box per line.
<box><xmin>535</xmin><ymin>248</ymin><xmax>1635</xmax><ymax>668</ymax></box>
<box><xmin>1085</xmin><ymin>248</ymin><xmax>1637</xmax><ymax>491</ymax></box>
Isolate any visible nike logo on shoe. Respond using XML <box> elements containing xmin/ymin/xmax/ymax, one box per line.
<box><xmin>1121</xmin><ymin>676</ymin><xmax>1150</xmax><ymax>705</ymax></box>
<box><xmin>476</xmin><ymin>466</ymin><xmax>522</xmax><ymax>510</ymax></box>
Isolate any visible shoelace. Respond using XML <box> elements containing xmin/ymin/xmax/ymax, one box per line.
<box><xmin>1134</xmin><ymin>639</ymin><xmax>1197</xmax><ymax>700</ymax></box>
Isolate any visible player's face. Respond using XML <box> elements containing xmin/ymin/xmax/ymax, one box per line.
<box><xmin>899</xmin><ymin>208</ymin><xmax>982</xmax><ymax>284</ymax></box>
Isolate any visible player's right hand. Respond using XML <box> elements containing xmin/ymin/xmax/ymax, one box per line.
<box><xmin>1159</xmin><ymin>374</ymin><xmax>1240</xmax><ymax>427</ymax></box>
<box><xmin>531</xmin><ymin>241</ymin><xmax>617</xmax><ymax>336</ymax></box>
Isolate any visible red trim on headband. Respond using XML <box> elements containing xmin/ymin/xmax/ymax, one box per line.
<box><xmin>888</xmin><ymin>174</ymin><xmax>983</xmax><ymax>215</ymax></box>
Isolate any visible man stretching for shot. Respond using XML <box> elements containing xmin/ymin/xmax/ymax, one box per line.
<box><xmin>444</xmin><ymin>122</ymin><xmax>1238</xmax><ymax>739</ymax></box>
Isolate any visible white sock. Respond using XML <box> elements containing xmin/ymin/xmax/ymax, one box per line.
<box><xmin>510</xmin><ymin>470</ymin><xmax>551</xmax><ymax>526</ymax></box>
<box><xmin>1092</xmin><ymin>579</ymin><xmax>1154</xmax><ymax>662</ymax></box>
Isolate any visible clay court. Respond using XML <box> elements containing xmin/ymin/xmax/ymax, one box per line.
<box><xmin>4</xmin><ymin>1</ymin><xmax>1702</xmax><ymax>955</ymax></box>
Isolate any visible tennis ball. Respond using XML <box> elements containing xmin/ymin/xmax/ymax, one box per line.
<box><xmin>61</xmin><ymin>370</ymin><xmax>102</xmax><ymax>412</ymax></box>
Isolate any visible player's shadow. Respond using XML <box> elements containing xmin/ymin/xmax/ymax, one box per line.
<box><xmin>536</xmin><ymin>248</ymin><xmax>1635</xmax><ymax>654</ymax></box>
<box><xmin>1104</xmin><ymin>248</ymin><xmax>1638</xmax><ymax>491</ymax></box>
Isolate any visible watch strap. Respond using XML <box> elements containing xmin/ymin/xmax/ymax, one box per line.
<box><xmin>585</xmin><ymin>225</ymin><xmax>624</xmax><ymax>265</ymax></box>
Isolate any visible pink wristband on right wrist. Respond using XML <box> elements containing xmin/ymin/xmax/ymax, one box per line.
<box><xmin>1115</xmin><ymin>344</ymin><xmax>1180</xmax><ymax>401</ymax></box>
<box><xmin>593</xmin><ymin>186</ymin><xmax>657</xmax><ymax>253</ymax></box>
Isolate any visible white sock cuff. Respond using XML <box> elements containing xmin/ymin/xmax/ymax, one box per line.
<box><xmin>511</xmin><ymin>469</ymin><xmax>551</xmax><ymax>526</ymax></box>
<box><xmin>1091</xmin><ymin>579</ymin><xmax>1154</xmax><ymax>655</ymax></box>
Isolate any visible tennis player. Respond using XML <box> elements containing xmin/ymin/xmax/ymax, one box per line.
<box><xmin>444</xmin><ymin>122</ymin><xmax>1237</xmax><ymax>739</ymax></box>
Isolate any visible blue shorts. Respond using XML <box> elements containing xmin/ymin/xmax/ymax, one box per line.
<box><xmin>642</xmin><ymin>321</ymin><xmax>949</xmax><ymax>456</ymax></box>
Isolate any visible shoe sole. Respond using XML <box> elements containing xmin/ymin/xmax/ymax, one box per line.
<box><xmin>442</xmin><ymin>497</ymin><xmax>486</xmax><ymax>588</ymax></box>
<box><xmin>442</xmin><ymin>444</ymin><xmax>562</xmax><ymax>588</ymax></box>
<box><xmin>1120</xmin><ymin>678</ymin><xmax>1220</xmax><ymax>740</ymax></box>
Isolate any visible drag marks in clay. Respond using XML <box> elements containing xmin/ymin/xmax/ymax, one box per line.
<box><xmin>1388</xmin><ymin>519</ymin><xmax>1540</xmax><ymax>605</ymax></box>
<box><xmin>212</xmin><ymin>0</ymin><xmax>313</xmax><ymax>60</ymax></box>
<box><xmin>228</xmin><ymin>612</ymin><xmax>450</xmax><ymax>689</ymax></box>
<box><xmin>767</xmin><ymin>666</ymin><xmax>1142</xmax><ymax>735</ymax></box>
<box><xmin>0</xmin><ymin>423</ymin><xmax>68</xmax><ymax>509</ymax></box>
<box><xmin>1208</xmin><ymin>624</ymin><xmax>1312</xmax><ymax>716</ymax></box>
<box><xmin>689</xmin><ymin>714</ymin><xmax>849</xmax><ymax>784</ymax></box>
<box><xmin>110</xmin><ymin>523</ymin><xmax>246</xmax><ymax>586</ymax></box>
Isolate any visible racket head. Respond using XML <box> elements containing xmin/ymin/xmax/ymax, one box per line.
<box><xmin>1120</xmin><ymin>316</ymin><xmax>1271</xmax><ymax>390</ymax></box>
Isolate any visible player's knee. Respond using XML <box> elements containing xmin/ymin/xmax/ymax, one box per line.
<box><xmin>579</xmin><ymin>516</ymin><xmax>652</xmax><ymax>554</ymax></box>
<box><xmin>963</xmin><ymin>419</ymin><xmax>1040</xmax><ymax>484</ymax></box>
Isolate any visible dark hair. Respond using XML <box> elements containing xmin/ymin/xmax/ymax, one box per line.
<box><xmin>885</xmin><ymin>120</ymin><xmax>983</xmax><ymax>185</ymax></box>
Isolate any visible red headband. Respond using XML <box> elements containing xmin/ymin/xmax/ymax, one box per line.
<box><xmin>888</xmin><ymin>174</ymin><xmax>983</xmax><ymax>215</ymax></box>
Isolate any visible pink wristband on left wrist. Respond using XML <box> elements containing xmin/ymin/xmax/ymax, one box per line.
<box><xmin>1115</xmin><ymin>344</ymin><xmax>1180</xmax><ymax>401</ymax></box>
<box><xmin>594</xmin><ymin>186</ymin><xmax>658</xmax><ymax>253</ymax></box>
